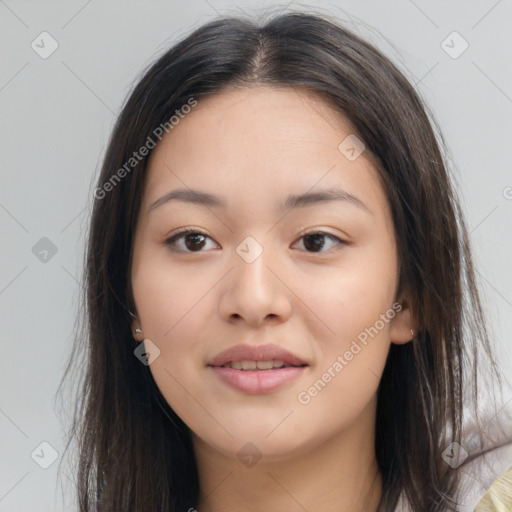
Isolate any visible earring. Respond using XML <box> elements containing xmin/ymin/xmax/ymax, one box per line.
<box><xmin>132</xmin><ymin>328</ymin><xmax>142</xmax><ymax>334</ymax></box>
<box><xmin>410</xmin><ymin>328</ymin><xmax>414</xmax><ymax>338</ymax></box>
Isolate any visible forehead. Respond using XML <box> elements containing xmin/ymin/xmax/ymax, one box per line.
<box><xmin>153</xmin><ymin>85</ymin><xmax>359</xmax><ymax>159</ymax></box>
<box><xmin>142</xmin><ymin>85</ymin><xmax>387</xmax><ymax>217</ymax></box>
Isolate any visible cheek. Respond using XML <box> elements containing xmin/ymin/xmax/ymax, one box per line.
<box><xmin>291</xmin><ymin>285</ymin><xmax>395</xmax><ymax>440</ymax></box>
<box><xmin>292</xmin><ymin>244</ymin><xmax>397</xmax><ymax>403</ymax></box>
<box><xmin>131</xmin><ymin>256</ymin><xmax>219</xmax><ymax>426</ymax></box>
<box><xmin>132</xmin><ymin>251</ymin><xmax>215</xmax><ymax>340</ymax></box>
<box><xmin>300</xmin><ymin>286</ymin><xmax>394</xmax><ymax>384</ymax></box>
<box><xmin>296</xmin><ymin>244</ymin><xmax>397</xmax><ymax>347</ymax></box>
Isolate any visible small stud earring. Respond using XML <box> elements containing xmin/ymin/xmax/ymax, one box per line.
<box><xmin>410</xmin><ymin>328</ymin><xmax>414</xmax><ymax>338</ymax></box>
<box><xmin>132</xmin><ymin>328</ymin><xmax>142</xmax><ymax>334</ymax></box>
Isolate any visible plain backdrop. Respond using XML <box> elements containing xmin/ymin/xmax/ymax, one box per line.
<box><xmin>1</xmin><ymin>1</ymin><xmax>511</xmax><ymax>510</ymax></box>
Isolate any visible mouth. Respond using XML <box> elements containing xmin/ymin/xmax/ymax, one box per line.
<box><xmin>208</xmin><ymin>363</ymin><xmax>307</xmax><ymax>394</ymax></box>
<box><xmin>208</xmin><ymin>342</ymin><xmax>307</xmax><ymax>368</ymax></box>
<box><xmin>207</xmin><ymin>343</ymin><xmax>309</xmax><ymax>394</ymax></box>
<box><xmin>214</xmin><ymin>359</ymin><xmax>307</xmax><ymax>371</ymax></box>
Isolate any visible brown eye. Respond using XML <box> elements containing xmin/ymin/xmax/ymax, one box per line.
<box><xmin>294</xmin><ymin>232</ymin><xmax>346</xmax><ymax>253</ymax></box>
<box><xmin>182</xmin><ymin>233</ymin><xmax>207</xmax><ymax>251</ymax></box>
<box><xmin>165</xmin><ymin>229</ymin><xmax>218</xmax><ymax>253</ymax></box>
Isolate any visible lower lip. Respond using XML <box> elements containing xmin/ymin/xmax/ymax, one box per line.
<box><xmin>209</xmin><ymin>365</ymin><xmax>306</xmax><ymax>394</ymax></box>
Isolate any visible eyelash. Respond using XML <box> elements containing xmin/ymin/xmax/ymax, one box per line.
<box><xmin>164</xmin><ymin>227</ymin><xmax>347</xmax><ymax>254</ymax></box>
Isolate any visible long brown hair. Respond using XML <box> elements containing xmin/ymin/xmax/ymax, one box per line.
<box><xmin>56</xmin><ymin>10</ymin><xmax>511</xmax><ymax>511</ymax></box>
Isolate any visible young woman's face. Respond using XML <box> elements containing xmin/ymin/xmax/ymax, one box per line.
<box><xmin>131</xmin><ymin>85</ymin><xmax>412</xmax><ymax>462</ymax></box>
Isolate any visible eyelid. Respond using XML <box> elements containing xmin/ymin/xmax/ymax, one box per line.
<box><xmin>164</xmin><ymin>227</ymin><xmax>216</xmax><ymax>246</ymax></box>
<box><xmin>164</xmin><ymin>227</ymin><xmax>347</xmax><ymax>242</ymax></box>
<box><xmin>296</xmin><ymin>226</ymin><xmax>346</xmax><ymax>240</ymax></box>
<box><xmin>295</xmin><ymin>226</ymin><xmax>350</xmax><ymax>245</ymax></box>
<box><xmin>165</xmin><ymin>226</ymin><xmax>209</xmax><ymax>239</ymax></box>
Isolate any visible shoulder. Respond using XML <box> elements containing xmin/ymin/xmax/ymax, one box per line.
<box><xmin>456</xmin><ymin>441</ymin><xmax>512</xmax><ymax>512</ymax></box>
<box><xmin>473</xmin><ymin>465</ymin><xmax>512</xmax><ymax>511</ymax></box>
<box><xmin>392</xmin><ymin>441</ymin><xmax>512</xmax><ymax>512</ymax></box>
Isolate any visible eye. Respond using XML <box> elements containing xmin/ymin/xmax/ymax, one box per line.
<box><xmin>292</xmin><ymin>231</ymin><xmax>346</xmax><ymax>253</ymax></box>
<box><xmin>164</xmin><ymin>228</ymin><xmax>347</xmax><ymax>254</ymax></box>
<box><xmin>164</xmin><ymin>228</ymin><xmax>219</xmax><ymax>253</ymax></box>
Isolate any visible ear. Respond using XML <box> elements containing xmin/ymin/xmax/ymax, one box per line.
<box><xmin>129</xmin><ymin>311</ymin><xmax>144</xmax><ymax>342</ymax></box>
<box><xmin>389</xmin><ymin>296</ymin><xmax>416</xmax><ymax>345</ymax></box>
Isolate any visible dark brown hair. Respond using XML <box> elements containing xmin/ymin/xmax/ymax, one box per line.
<box><xmin>57</xmin><ymin>9</ymin><xmax>511</xmax><ymax>512</ymax></box>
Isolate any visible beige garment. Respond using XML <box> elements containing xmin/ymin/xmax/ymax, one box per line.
<box><xmin>392</xmin><ymin>443</ymin><xmax>512</xmax><ymax>512</ymax></box>
<box><xmin>473</xmin><ymin>466</ymin><xmax>512</xmax><ymax>512</ymax></box>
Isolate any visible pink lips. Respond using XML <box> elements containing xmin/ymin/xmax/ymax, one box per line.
<box><xmin>208</xmin><ymin>343</ymin><xmax>306</xmax><ymax>367</ymax></box>
<box><xmin>207</xmin><ymin>343</ymin><xmax>307</xmax><ymax>394</ymax></box>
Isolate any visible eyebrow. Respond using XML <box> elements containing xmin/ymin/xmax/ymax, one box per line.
<box><xmin>147</xmin><ymin>187</ymin><xmax>372</xmax><ymax>215</ymax></box>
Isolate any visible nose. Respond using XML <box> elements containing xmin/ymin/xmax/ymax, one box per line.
<box><xmin>218</xmin><ymin>247</ymin><xmax>293</xmax><ymax>327</ymax></box>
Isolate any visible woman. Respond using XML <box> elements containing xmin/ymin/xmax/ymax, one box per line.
<box><xmin>58</xmin><ymin>10</ymin><xmax>512</xmax><ymax>511</ymax></box>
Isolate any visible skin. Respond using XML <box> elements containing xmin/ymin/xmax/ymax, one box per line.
<box><xmin>130</xmin><ymin>85</ymin><xmax>414</xmax><ymax>512</ymax></box>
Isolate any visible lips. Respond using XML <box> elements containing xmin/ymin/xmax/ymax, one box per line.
<box><xmin>208</xmin><ymin>343</ymin><xmax>308</xmax><ymax>394</ymax></box>
<box><xmin>208</xmin><ymin>343</ymin><xmax>307</xmax><ymax>368</ymax></box>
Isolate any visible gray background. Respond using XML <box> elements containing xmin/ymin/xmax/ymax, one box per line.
<box><xmin>1</xmin><ymin>0</ymin><xmax>511</xmax><ymax>510</ymax></box>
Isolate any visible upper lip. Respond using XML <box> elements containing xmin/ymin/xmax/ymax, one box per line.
<box><xmin>208</xmin><ymin>343</ymin><xmax>307</xmax><ymax>367</ymax></box>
